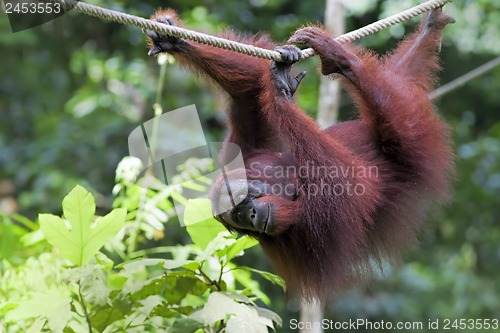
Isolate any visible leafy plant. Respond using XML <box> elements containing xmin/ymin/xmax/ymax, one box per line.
<box><xmin>39</xmin><ymin>185</ymin><xmax>126</xmax><ymax>266</ymax></box>
<box><xmin>1</xmin><ymin>174</ymin><xmax>283</xmax><ymax>332</ymax></box>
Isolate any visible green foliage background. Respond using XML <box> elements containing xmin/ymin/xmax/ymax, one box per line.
<box><xmin>1</xmin><ymin>0</ymin><xmax>500</xmax><ymax>331</ymax></box>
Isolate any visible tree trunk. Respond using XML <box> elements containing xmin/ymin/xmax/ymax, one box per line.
<box><xmin>317</xmin><ymin>0</ymin><xmax>345</xmax><ymax>129</ymax></box>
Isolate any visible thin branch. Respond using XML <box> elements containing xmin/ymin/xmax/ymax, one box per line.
<box><xmin>78</xmin><ymin>283</ymin><xmax>93</xmax><ymax>333</ymax></box>
<box><xmin>198</xmin><ymin>264</ymin><xmax>222</xmax><ymax>291</ymax></box>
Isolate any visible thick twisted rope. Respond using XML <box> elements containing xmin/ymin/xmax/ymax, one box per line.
<box><xmin>54</xmin><ymin>0</ymin><xmax>451</xmax><ymax>61</ymax></box>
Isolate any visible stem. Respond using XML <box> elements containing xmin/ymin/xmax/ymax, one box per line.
<box><xmin>78</xmin><ymin>283</ymin><xmax>93</xmax><ymax>333</ymax></box>
<box><xmin>198</xmin><ymin>264</ymin><xmax>221</xmax><ymax>291</ymax></box>
<box><xmin>146</xmin><ymin>58</ymin><xmax>168</xmax><ymax>177</ymax></box>
<box><xmin>155</xmin><ymin>57</ymin><xmax>168</xmax><ymax>104</ymax></box>
<box><xmin>217</xmin><ymin>260</ymin><xmax>224</xmax><ymax>286</ymax></box>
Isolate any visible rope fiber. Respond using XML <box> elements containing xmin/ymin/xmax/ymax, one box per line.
<box><xmin>52</xmin><ymin>0</ymin><xmax>452</xmax><ymax>61</ymax></box>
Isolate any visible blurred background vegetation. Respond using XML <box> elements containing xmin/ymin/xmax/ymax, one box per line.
<box><xmin>1</xmin><ymin>0</ymin><xmax>499</xmax><ymax>330</ymax></box>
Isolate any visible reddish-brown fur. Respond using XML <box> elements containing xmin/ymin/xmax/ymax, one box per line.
<box><xmin>148</xmin><ymin>9</ymin><xmax>454</xmax><ymax>300</ymax></box>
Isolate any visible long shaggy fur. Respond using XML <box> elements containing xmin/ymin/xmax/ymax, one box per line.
<box><xmin>147</xmin><ymin>9</ymin><xmax>454</xmax><ymax>300</ymax></box>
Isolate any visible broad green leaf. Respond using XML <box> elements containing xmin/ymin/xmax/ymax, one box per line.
<box><xmin>108</xmin><ymin>275</ymin><xmax>128</xmax><ymax>290</ymax></box>
<box><xmin>220</xmin><ymin>236</ymin><xmax>258</xmax><ymax>261</ymax></box>
<box><xmin>185</xmin><ymin>199</ymin><xmax>226</xmax><ymax>250</ymax></box>
<box><xmin>198</xmin><ymin>292</ymin><xmax>233</xmax><ymax>324</ymax></box>
<box><xmin>170</xmin><ymin>317</ymin><xmax>204</xmax><ymax>333</ymax></box>
<box><xmin>151</xmin><ymin>304</ymin><xmax>178</xmax><ymax>318</ymax></box>
<box><xmin>255</xmin><ymin>306</ymin><xmax>282</xmax><ymax>328</ymax></box>
<box><xmin>5</xmin><ymin>289</ymin><xmax>71</xmax><ymax>332</ymax></box>
<box><xmin>184</xmin><ymin>198</ymin><xmax>213</xmax><ymax>225</ymax></box>
<box><xmin>198</xmin><ymin>292</ymin><xmax>268</xmax><ymax>333</ymax></box>
<box><xmin>151</xmin><ymin>303</ymin><xmax>195</xmax><ymax>318</ymax></box>
<box><xmin>231</xmin><ymin>268</ymin><xmax>270</xmax><ymax>305</ymax></box>
<box><xmin>63</xmin><ymin>184</ymin><xmax>95</xmax><ymax>230</ymax></box>
<box><xmin>90</xmin><ymin>305</ymin><xmax>125</xmax><ymax>332</ymax></box>
<box><xmin>131</xmin><ymin>272</ymin><xmax>209</xmax><ymax>304</ymax></box>
<box><xmin>199</xmin><ymin>231</ymin><xmax>235</xmax><ymax>262</ymax></box>
<box><xmin>39</xmin><ymin>185</ymin><xmax>126</xmax><ymax>266</ymax></box>
<box><xmin>182</xmin><ymin>261</ymin><xmax>200</xmax><ymax>271</ymax></box>
<box><xmin>237</xmin><ymin>266</ymin><xmax>285</xmax><ymax>288</ymax></box>
<box><xmin>184</xmin><ymin>198</ymin><xmax>217</xmax><ymax>226</ymax></box>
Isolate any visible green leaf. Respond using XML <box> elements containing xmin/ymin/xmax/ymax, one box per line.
<box><xmin>255</xmin><ymin>306</ymin><xmax>282</xmax><ymax>328</ymax></box>
<box><xmin>182</xmin><ymin>261</ymin><xmax>200</xmax><ymax>271</ymax></box>
<box><xmin>199</xmin><ymin>231</ymin><xmax>235</xmax><ymax>262</ymax></box>
<box><xmin>237</xmin><ymin>266</ymin><xmax>285</xmax><ymax>288</ymax></box>
<box><xmin>5</xmin><ymin>289</ymin><xmax>71</xmax><ymax>332</ymax></box>
<box><xmin>231</xmin><ymin>269</ymin><xmax>270</xmax><ymax>305</ymax></box>
<box><xmin>184</xmin><ymin>198</ymin><xmax>218</xmax><ymax>225</ymax></box>
<box><xmin>151</xmin><ymin>303</ymin><xmax>195</xmax><ymax>318</ymax></box>
<box><xmin>131</xmin><ymin>272</ymin><xmax>209</xmax><ymax>304</ymax></box>
<box><xmin>220</xmin><ymin>236</ymin><xmax>258</xmax><ymax>261</ymax></box>
<box><xmin>90</xmin><ymin>305</ymin><xmax>125</xmax><ymax>332</ymax></box>
<box><xmin>185</xmin><ymin>199</ymin><xmax>226</xmax><ymax>250</ymax></box>
<box><xmin>197</xmin><ymin>292</ymin><xmax>269</xmax><ymax>333</ymax></box>
<box><xmin>150</xmin><ymin>304</ymin><xmax>178</xmax><ymax>318</ymax></box>
<box><xmin>63</xmin><ymin>326</ymin><xmax>77</xmax><ymax>333</ymax></box>
<box><xmin>108</xmin><ymin>275</ymin><xmax>128</xmax><ymax>290</ymax></box>
<box><xmin>39</xmin><ymin>185</ymin><xmax>126</xmax><ymax>266</ymax></box>
<box><xmin>170</xmin><ymin>317</ymin><xmax>204</xmax><ymax>333</ymax></box>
